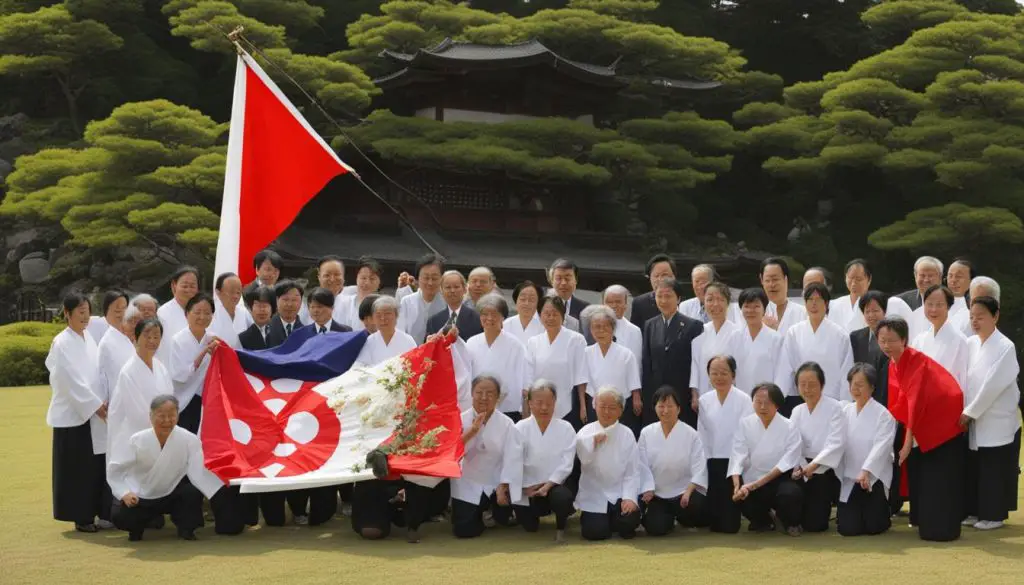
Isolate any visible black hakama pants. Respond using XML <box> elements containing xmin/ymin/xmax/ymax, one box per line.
<box><xmin>451</xmin><ymin>492</ymin><xmax>514</xmax><ymax>538</ymax></box>
<box><xmin>580</xmin><ymin>500</ymin><xmax>642</xmax><ymax>541</ymax></box>
<box><xmin>642</xmin><ymin>492</ymin><xmax>707</xmax><ymax>536</ymax></box>
<box><xmin>111</xmin><ymin>479</ymin><xmax>204</xmax><ymax>538</ymax></box>
<box><xmin>740</xmin><ymin>475</ymin><xmax>803</xmax><ymax>530</ymax></box>
<box><xmin>801</xmin><ymin>468</ymin><xmax>839</xmax><ymax>532</ymax></box>
<box><xmin>350</xmin><ymin>480</ymin><xmax>409</xmax><ymax>539</ymax></box>
<box><xmin>208</xmin><ymin>485</ymin><xmax>247</xmax><ymax>535</ymax></box>
<box><xmin>907</xmin><ymin>435</ymin><xmax>965</xmax><ymax>542</ymax></box>
<box><xmin>513</xmin><ymin>484</ymin><xmax>575</xmax><ymax>531</ymax></box>
<box><xmin>52</xmin><ymin>423</ymin><xmax>109</xmax><ymax>525</ymax></box>
<box><xmin>780</xmin><ymin>396</ymin><xmax>804</xmax><ymax>419</ymax></box>
<box><xmin>890</xmin><ymin>423</ymin><xmax>906</xmax><ymax>515</ymax></box>
<box><xmin>706</xmin><ymin>458</ymin><xmax>740</xmax><ymax>533</ymax></box>
<box><xmin>967</xmin><ymin>430</ymin><xmax>1021</xmax><ymax>522</ymax></box>
<box><xmin>837</xmin><ymin>480</ymin><xmax>891</xmax><ymax>536</ymax></box>
<box><xmin>177</xmin><ymin>396</ymin><xmax>202</xmax><ymax>434</ymax></box>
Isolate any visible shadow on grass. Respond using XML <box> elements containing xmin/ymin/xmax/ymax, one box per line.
<box><xmin>60</xmin><ymin>517</ymin><xmax>1024</xmax><ymax>562</ymax></box>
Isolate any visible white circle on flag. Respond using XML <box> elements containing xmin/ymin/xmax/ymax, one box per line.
<box><xmin>229</xmin><ymin>419</ymin><xmax>252</xmax><ymax>445</ymax></box>
<box><xmin>263</xmin><ymin>399</ymin><xmax>287</xmax><ymax>415</ymax></box>
<box><xmin>270</xmin><ymin>378</ymin><xmax>304</xmax><ymax>393</ymax></box>
<box><xmin>245</xmin><ymin>374</ymin><xmax>265</xmax><ymax>393</ymax></box>
<box><xmin>284</xmin><ymin>411</ymin><xmax>319</xmax><ymax>444</ymax></box>
<box><xmin>260</xmin><ymin>463</ymin><xmax>285</xmax><ymax>478</ymax></box>
<box><xmin>273</xmin><ymin>443</ymin><xmax>297</xmax><ymax>457</ymax></box>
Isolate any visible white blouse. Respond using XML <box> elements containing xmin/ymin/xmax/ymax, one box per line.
<box><xmin>828</xmin><ymin>295</ymin><xmax>867</xmax><ymax>332</ymax></box>
<box><xmin>86</xmin><ymin>316</ymin><xmax>112</xmax><ymax>347</ymax></box>
<box><xmin>690</xmin><ymin>320</ymin><xmax>742</xmax><ymax>395</ymax></box>
<box><xmin>818</xmin><ymin>399</ymin><xmax>895</xmax><ymax>503</ymax></box>
<box><xmin>584</xmin><ymin>342</ymin><xmax>641</xmax><ymax>399</ymax></box>
<box><xmin>728</xmin><ymin>413</ymin><xmax>803</xmax><ymax>482</ymax></box>
<box><xmin>733</xmin><ymin>324</ymin><xmax>783</xmax><ymax>395</ymax></box>
<box><xmin>465</xmin><ymin>331</ymin><xmax>529</xmax><ymax>414</ymax></box>
<box><xmin>107</xmin><ymin>355</ymin><xmax>174</xmax><ymax>464</ymax></box>
<box><xmin>965</xmin><ymin>329</ymin><xmax>1021</xmax><ymax>448</ymax></box>
<box><xmin>209</xmin><ymin>298</ymin><xmax>248</xmax><ymax>349</ymax></box>
<box><xmin>168</xmin><ymin>328</ymin><xmax>214</xmax><ymax>408</ymax></box>
<box><xmin>766</xmin><ymin>300</ymin><xmax>807</xmax><ymax>336</ymax></box>
<box><xmin>155</xmin><ymin>300</ymin><xmax>188</xmax><ymax>365</ymax></box>
<box><xmin>775</xmin><ymin>318</ymin><xmax>854</xmax><ymax>401</ymax></box>
<box><xmin>575</xmin><ymin>422</ymin><xmax>643</xmax><ymax>513</ymax></box>
<box><xmin>526</xmin><ymin>327</ymin><xmax>588</xmax><ymax>420</ymax></box>
<box><xmin>503</xmin><ymin>313</ymin><xmax>545</xmax><ymax>346</ymax></box>
<box><xmin>45</xmin><ymin>329</ymin><xmax>103</xmax><ymax>442</ymax></box>
<box><xmin>698</xmin><ymin>386</ymin><xmax>754</xmax><ymax>460</ymax></box>
<box><xmin>514</xmin><ymin>416</ymin><xmax>576</xmax><ymax>506</ymax></box>
<box><xmin>452</xmin><ymin>409</ymin><xmax>523</xmax><ymax>505</ymax></box>
<box><xmin>615</xmin><ymin>317</ymin><xmax>643</xmax><ymax>366</ymax></box>
<box><xmin>107</xmin><ymin>427</ymin><xmax>223</xmax><ymax>500</ymax></box>
<box><xmin>354</xmin><ymin>330</ymin><xmax>417</xmax><ymax>367</ymax></box>
<box><xmin>639</xmin><ymin>421</ymin><xmax>708</xmax><ymax>498</ymax></box>
<box><xmin>789</xmin><ymin>396</ymin><xmax>845</xmax><ymax>474</ymax></box>
<box><xmin>911</xmin><ymin>321</ymin><xmax>969</xmax><ymax>391</ymax></box>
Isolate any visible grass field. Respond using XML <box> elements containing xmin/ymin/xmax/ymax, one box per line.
<box><xmin>2</xmin><ymin>386</ymin><xmax>1023</xmax><ymax>585</ymax></box>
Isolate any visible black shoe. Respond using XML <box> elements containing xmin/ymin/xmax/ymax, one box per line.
<box><xmin>178</xmin><ymin>529</ymin><xmax>197</xmax><ymax>541</ymax></box>
<box><xmin>128</xmin><ymin>531</ymin><xmax>143</xmax><ymax>542</ymax></box>
<box><xmin>75</xmin><ymin>523</ymin><xmax>98</xmax><ymax>533</ymax></box>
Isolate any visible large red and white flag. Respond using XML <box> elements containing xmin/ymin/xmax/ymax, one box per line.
<box><xmin>214</xmin><ymin>52</ymin><xmax>355</xmax><ymax>283</ymax></box>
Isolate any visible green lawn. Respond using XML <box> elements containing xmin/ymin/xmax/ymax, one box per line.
<box><xmin>2</xmin><ymin>386</ymin><xmax>1023</xmax><ymax>585</ymax></box>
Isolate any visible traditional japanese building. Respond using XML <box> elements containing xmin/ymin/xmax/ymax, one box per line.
<box><xmin>278</xmin><ymin>39</ymin><xmax>762</xmax><ymax>291</ymax></box>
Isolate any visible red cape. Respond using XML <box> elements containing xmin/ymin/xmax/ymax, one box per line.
<box><xmin>887</xmin><ymin>346</ymin><xmax>964</xmax><ymax>452</ymax></box>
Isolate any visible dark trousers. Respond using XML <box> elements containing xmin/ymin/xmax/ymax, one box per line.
<box><xmin>513</xmin><ymin>485</ymin><xmax>575</xmax><ymax>531</ymax></box>
<box><xmin>706</xmin><ymin>458</ymin><xmax>740</xmax><ymax>533</ymax></box>
<box><xmin>451</xmin><ymin>492</ymin><xmax>514</xmax><ymax>538</ymax></box>
<box><xmin>780</xmin><ymin>395</ymin><xmax>804</xmax><ymax>419</ymax></box>
<box><xmin>580</xmin><ymin>500</ymin><xmax>642</xmax><ymax>541</ymax></box>
<box><xmin>258</xmin><ymin>487</ymin><xmax>337</xmax><ymax>525</ymax></box>
<box><xmin>209</xmin><ymin>486</ymin><xmax>247</xmax><ymax>535</ymax></box>
<box><xmin>801</xmin><ymin>469</ymin><xmax>838</xmax><ymax>532</ymax></box>
<box><xmin>908</xmin><ymin>435</ymin><xmax>966</xmax><ymax>542</ymax></box>
<box><xmin>177</xmin><ymin>396</ymin><xmax>202</xmax><ymax>434</ymax></box>
<box><xmin>740</xmin><ymin>474</ymin><xmax>803</xmax><ymax>530</ymax></box>
<box><xmin>642</xmin><ymin>491</ymin><xmax>706</xmax><ymax>536</ymax></box>
<box><xmin>52</xmin><ymin>423</ymin><xmax>109</xmax><ymax>525</ymax></box>
<box><xmin>890</xmin><ymin>423</ymin><xmax>906</xmax><ymax>515</ymax></box>
<box><xmin>837</xmin><ymin>480</ymin><xmax>891</xmax><ymax>536</ymax></box>
<box><xmin>111</xmin><ymin>479</ymin><xmax>203</xmax><ymax>537</ymax></box>
<box><xmin>967</xmin><ymin>430</ymin><xmax>1021</xmax><ymax>522</ymax></box>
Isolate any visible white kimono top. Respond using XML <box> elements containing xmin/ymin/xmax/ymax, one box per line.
<box><xmin>887</xmin><ymin>297</ymin><xmax>928</xmax><ymax>343</ymax></box>
<box><xmin>45</xmin><ymin>329</ymin><xmax>104</xmax><ymax>454</ymax></box>
<box><xmin>948</xmin><ymin>303</ymin><xmax>974</xmax><ymax>339</ymax></box>
<box><xmin>95</xmin><ymin>328</ymin><xmax>134</xmax><ymax>452</ymax></box>
<box><xmin>789</xmin><ymin>396</ymin><xmax>845</xmax><ymax>475</ymax></box>
<box><xmin>639</xmin><ymin>421</ymin><xmax>708</xmax><ymax>498</ymax></box>
<box><xmin>513</xmin><ymin>416</ymin><xmax>576</xmax><ymax>506</ymax></box>
<box><xmin>354</xmin><ymin>330</ymin><xmax>417</xmax><ymax>367</ymax></box>
<box><xmin>698</xmin><ymin>386</ymin><xmax>754</xmax><ymax>460</ymax></box>
<box><xmin>465</xmin><ymin>331</ymin><xmax>529</xmax><ymax>414</ymax></box>
<box><xmin>911</xmin><ymin>321</ymin><xmax>969</xmax><ymax>391</ymax></box>
<box><xmin>815</xmin><ymin>399</ymin><xmax>896</xmax><ymax>503</ymax></box>
<box><xmin>86</xmin><ymin>316</ymin><xmax>112</xmax><ymax>347</ymax></box>
<box><xmin>168</xmin><ymin>328</ymin><xmax>214</xmax><ymax>409</ymax></box>
<box><xmin>733</xmin><ymin>324</ymin><xmax>783</xmax><ymax>395</ymax></box>
<box><xmin>526</xmin><ymin>327</ymin><xmax>588</xmax><ymax>420</ymax></box>
<box><xmin>584</xmin><ymin>342</ymin><xmax>641</xmax><ymax>400</ymax></box>
<box><xmin>107</xmin><ymin>355</ymin><xmax>174</xmax><ymax>464</ymax></box>
<box><xmin>209</xmin><ymin>298</ymin><xmax>247</xmax><ymax>349</ymax></box>
<box><xmin>690</xmin><ymin>320</ymin><xmax>742</xmax><ymax>395</ymax></box>
<box><xmin>680</xmin><ymin>298</ymin><xmax>742</xmax><ymax>324</ymax></box>
<box><xmin>107</xmin><ymin>427</ymin><xmax>223</xmax><ymax>500</ymax></box>
<box><xmin>615</xmin><ymin>317</ymin><xmax>643</xmax><ymax>365</ymax></box>
<box><xmin>965</xmin><ymin>329</ymin><xmax>1021</xmax><ymax>449</ymax></box>
<box><xmin>397</xmin><ymin>290</ymin><xmax>446</xmax><ymax>344</ymax></box>
<box><xmin>575</xmin><ymin>421</ymin><xmax>643</xmax><ymax>513</ymax></box>
<box><xmin>766</xmin><ymin>300</ymin><xmax>807</xmax><ymax>336</ymax></box>
<box><xmin>155</xmin><ymin>300</ymin><xmax>188</xmax><ymax>366</ymax></box>
<box><xmin>503</xmin><ymin>313</ymin><xmax>545</xmax><ymax>346</ymax></box>
<box><xmin>452</xmin><ymin>409</ymin><xmax>523</xmax><ymax>505</ymax></box>
<box><xmin>775</xmin><ymin>318</ymin><xmax>854</xmax><ymax>401</ymax></box>
<box><xmin>728</xmin><ymin>413</ymin><xmax>803</xmax><ymax>482</ymax></box>
<box><xmin>828</xmin><ymin>295</ymin><xmax>867</xmax><ymax>332</ymax></box>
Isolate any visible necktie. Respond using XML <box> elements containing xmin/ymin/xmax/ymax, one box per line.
<box><xmin>285</xmin><ymin>322</ymin><xmax>293</xmax><ymax>337</ymax></box>
<box><xmin>320</xmin><ymin>326</ymin><xmax>327</xmax><ymax>335</ymax></box>
<box><xmin>263</xmin><ymin>325</ymin><xmax>270</xmax><ymax>339</ymax></box>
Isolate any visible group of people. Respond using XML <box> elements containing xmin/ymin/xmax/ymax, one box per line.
<box><xmin>45</xmin><ymin>249</ymin><xmax>1020</xmax><ymax>544</ymax></box>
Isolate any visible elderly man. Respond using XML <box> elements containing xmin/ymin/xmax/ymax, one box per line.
<box><xmin>466</xmin><ymin>266</ymin><xmax>496</xmax><ymax>309</ymax></box>
<box><xmin>397</xmin><ymin>253</ymin><xmax>447</xmax><ymax>344</ymax></box>
<box><xmin>603</xmin><ymin>285</ymin><xmax>642</xmax><ymax>362</ymax></box>
<box><xmin>897</xmin><ymin>256</ymin><xmax>944</xmax><ymax>310</ymax></box>
<box><xmin>427</xmin><ymin>270</ymin><xmax>482</xmax><ymax>342</ymax></box>
<box><xmin>679</xmin><ymin>264</ymin><xmax>716</xmax><ymax>323</ymax></box>
<box><xmin>631</xmin><ymin>254</ymin><xmax>677</xmax><ymax>329</ymax></box>
<box><xmin>131</xmin><ymin>294</ymin><xmax>159</xmax><ymax>321</ymax></box>
<box><xmin>946</xmin><ymin>258</ymin><xmax>974</xmax><ymax>315</ymax></box>
<box><xmin>760</xmin><ymin>257</ymin><xmax>807</xmax><ymax>336</ymax></box>
<box><xmin>802</xmin><ymin>267</ymin><xmax>830</xmax><ymax>291</ymax></box>
<box><xmin>950</xmin><ymin>276</ymin><xmax>1001</xmax><ymax>337</ymax></box>
<box><xmin>548</xmin><ymin>258</ymin><xmax>589</xmax><ymax>321</ymax></box>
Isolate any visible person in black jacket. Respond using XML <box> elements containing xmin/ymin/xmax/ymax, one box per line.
<box><xmin>265</xmin><ymin>280</ymin><xmax>305</xmax><ymax>348</ymax></box>
<box><xmin>896</xmin><ymin>256</ymin><xmax>943</xmax><ymax>310</ymax></box>
<box><xmin>426</xmin><ymin>271</ymin><xmax>482</xmax><ymax>342</ymax></box>
<box><xmin>640</xmin><ymin>278</ymin><xmax>704</xmax><ymax>429</ymax></box>
<box><xmin>299</xmin><ymin>287</ymin><xmax>353</xmax><ymax>336</ymax></box>
<box><xmin>238</xmin><ymin>286</ymin><xmax>276</xmax><ymax>351</ymax></box>
<box><xmin>631</xmin><ymin>254</ymin><xmax>677</xmax><ymax>329</ymax></box>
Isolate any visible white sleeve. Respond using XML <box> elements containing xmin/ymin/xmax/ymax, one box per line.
<box><xmin>810</xmin><ymin>406</ymin><xmax>846</xmax><ymax>472</ymax></box>
<box><xmin>186</xmin><ymin>435</ymin><xmax>225</xmax><ymax>499</ymax></box>
<box><xmin>964</xmin><ymin>342</ymin><xmax>1020</xmax><ymax>419</ymax></box>
<box><xmin>689</xmin><ymin>336</ymin><xmax>700</xmax><ymax>390</ymax></box>
<box><xmin>637</xmin><ymin>431</ymin><xmax>656</xmax><ymax>494</ymax></box>
<box><xmin>621</xmin><ymin>438</ymin><xmax>642</xmax><ymax>504</ymax></box>
<box><xmin>549</xmin><ymin>427</ymin><xmax>577</xmax><ymax>485</ymax></box>
<box><xmin>168</xmin><ymin>336</ymin><xmax>196</xmax><ymax>384</ymax></box>
<box><xmin>690</xmin><ymin>434</ymin><xmax>708</xmax><ymax>492</ymax></box>
<box><xmin>53</xmin><ymin>343</ymin><xmax>103</xmax><ymax>421</ymax></box>
<box><xmin>773</xmin><ymin>333</ymin><xmax>796</xmax><ymax>395</ymax></box>
<box><xmin>576</xmin><ymin>428</ymin><xmax>599</xmax><ymax>465</ymax></box>
<box><xmin>571</xmin><ymin>336</ymin><xmax>588</xmax><ymax>386</ymax></box>
<box><xmin>625</xmin><ymin>352</ymin><xmax>641</xmax><ymax>392</ymax></box>
<box><xmin>863</xmin><ymin>411</ymin><xmax>897</xmax><ymax>482</ymax></box>
<box><xmin>106</xmin><ymin>436</ymin><xmax>137</xmax><ymax>500</ymax></box>
<box><xmin>499</xmin><ymin>423</ymin><xmax>524</xmax><ymax>502</ymax></box>
<box><xmin>954</xmin><ymin>339</ymin><xmax>970</xmax><ymax>393</ymax></box>
<box><xmin>726</xmin><ymin>424</ymin><xmax>749</xmax><ymax>478</ymax></box>
<box><xmin>775</xmin><ymin>422</ymin><xmax>803</xmax><ymax>474</ymax></box>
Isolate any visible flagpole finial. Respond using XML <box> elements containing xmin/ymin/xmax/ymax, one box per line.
<box><xmin>227</xmin><ymin>26</ymin><xmax>246</xmax><ymax>55</ymax></box>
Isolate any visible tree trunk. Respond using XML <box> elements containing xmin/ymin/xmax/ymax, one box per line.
<box><xmin>54</xmin><ymin>74</ymin><xmax>81</xmax><ymax>136</ymax></box>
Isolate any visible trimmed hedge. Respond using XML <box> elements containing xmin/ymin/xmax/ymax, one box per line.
<box><xmin>0</xmin><ymin>322</ymin><xmax>65</xmax><ymax>387</ymax></box>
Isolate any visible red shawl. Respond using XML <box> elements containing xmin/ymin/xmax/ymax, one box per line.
<box><xmin>887</xmin><ymin>346</ymin><xmax>964</xmax><ymax>452</ymax></box>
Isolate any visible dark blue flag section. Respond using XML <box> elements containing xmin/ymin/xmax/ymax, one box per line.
<box><xmin>236</xmin><ymin>328</ymin><xmax>369</xmax><ymax>382</ymax></box>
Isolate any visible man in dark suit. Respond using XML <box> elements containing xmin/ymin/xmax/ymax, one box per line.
<box><xmin>238</xmin><ymin>285</ymin><xmax>277</xmax><ymax>351</ymax></box>
<box><xmin>300</xmin><ymin>287</ymin><xmax>354</xmax><ymax>336</ymax></box>
<box><xmin>630</xmin><ymin>253</ymin><xmax>677</xmax><ymax>329</ymax></box>
<box><xmin>265</xmin><ymin>280</ymin><xmax>306</xmax><ymax>348</ymax></box>
<box><xmin>896</xmin><ymin>256</ymin><xmax>944</xmax><ymax>310</ymax></box>
<box><xmin>548</xmin><ymin>258</ymin><xmax>589</xmax><ymax>321</ymax></box>
<box><xmin>427</xmin><ymin>270</ymin><xmax>482</xmax><ymax>342</ymax></box>
<box><xmin>641</xmin><ymin>278</ymin><xmax>704</xmax><ymax>431</ymax></box>
<box><xmin>242</xmin><ymin>249</ymin><xmax>284</xmax><ymax>296</ymax></box>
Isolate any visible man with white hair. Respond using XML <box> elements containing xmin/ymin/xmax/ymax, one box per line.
<box><xmin>602</xmin><ymin>285</ymin><xmax>642</xmax><ymax>362</ymax></box>
<box><xmin>950</xmin><ymin>276</ymin><xmax>1001</xmax><ymax>337</ymax></box>
<box><xmin>897</xmin><ymin>256</ymin><xmax>944</xmax><ymax>310</ymax></box>
<box><xmin>130</xmin><ymin>293</ymin><xmax>159</xmax><ymax>321</ymax></box>
<box><xmin>465</xmin><ymin>266</ymin><xmax>496</xmax><ymax>309</ymax></box>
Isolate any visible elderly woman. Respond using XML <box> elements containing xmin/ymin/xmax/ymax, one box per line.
<box><xmin>734</xmin><ymin>288</ymin><xmax>782</xmax><ymax>395</ymax></box>
<box><xmin>639</xmin><ymin>386</ymin><xmax>708</xmax><ymax>536</ymax></box>
<box><xmin>131</xmin><ymin>293</ymin><xmax>159</xmax><ymax>321</ymax></box>
<box><xmin>729</xmin><ymin>383</ymin><xmax>804</xmax><ymax>535</ymax></box>
<box><xmin>514</xmin><ymin>380</ymin><xmax>577</xmax><ymax>544</ymax></box>
<box><xmin>911</xmin><ymin>284</ymin><xmax>968</xmax><ymax>390</ymax></box>
<box><xmin>451</xmin><ymin>375</ymin><xmax>524</xmax><ymax>538</ymax></box>
<box><xmin>789</xmin><ymin>362</ymin><xmax>845</xmax><ymax>533</ymax></box>
<box><xmin>107</xmin><ymin>395</ymin><xmax>229</xmax><ymax>541</ymax></box>
<box><xmin>697</xmin><ymin>355</ymin><xmax>753</xmax><ymax>533</ymax></box>
<box><xmin>828</xmin><ymin>259</ymin><xmax>871</xmax><ymax>332</ymax></box>
<box><xmin>168</xmin><ymin>293</ymin><xmax>219</xmax><ymax>434</ymax></box>
<box><xmin>690</xmin><ymin>282</ymin><xmax>741</xmax><ymax>398</ymax></box>
<box><xmin>465</xmin><ymin>294</ymin><xmax>528</xmax><ymax>418</ymax></box>
<box><xmin>46</xmin><ymin>291</ymin><xmax>109</xmax><ymax>533</ymax></box>
<box><xmin>583</xmin><ymin>305</ymin><xmax>641</xmax><ymax>433</ymax></box>
<box><xmin>961</xmin><ymin>297</ymin><xmax>1021</xmax><ymax>530</ymax></box>
<box><xmin>156</xmin><ymin>266</ymin><xmax>200</xmax><ymax>364</ymax></box>
<box><xmin>87</xmin><ymin>289</ymin><xmax>129</xmax><ymax>345</ymax></box>
<box><xmin>576</xmin><ymin>388</ymin><xmax>643</xmax><ymax>540</ymax></box>
<box><xmin>602</xmin><ymin>285</ymin><xmax>642</xmax><ymax>362</ymax></box>
<box><xmin>354</xmin><ymin>296</ymin><xmax>417</xmax><ymax>367</ymax></box>
<box><xmin>775</xmin><ymin>283</ymin><xmax>853</xmax><ymax>414</ymax></box>
<box><xmin>526</xmin><ymin>296</ymin><xmax>588</xmax><ymax>429</ymax></box>
<box><xmin>504</xmin><ymin>281</ymin><xmax>545</xmax><ymax>344</ymax></box>
<box><xmin>822</xmin><ymin>363</ymin><xmax>897</xmax><ymax>536</ymax></box>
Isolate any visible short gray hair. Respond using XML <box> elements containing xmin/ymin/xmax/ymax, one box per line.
<box><xmin>372</xmin><ymin>295</ymin><xmax>399</xmax><ymax>315</ymax></box>
<box><xmin>441</xmin><ymin>270</ymin><xmax>466</xmax><ymax>285</ymax></box>
<box><xmin>602</xmin><ymin>284</ymin><xmax>631</xmax><ymax>303</ymax></box>
<box><xmin>468</xmin><ymin>266</ymin><xmax>494</xmax><ymax>281</ymax></box>
<box><xmin>594</xmin><ymin>386</ymin><xmax>624</xmax><ymax>408</ymax></box>
<box><xmin>970</xmin><ymin>276</ymin><xmax>1001</xmax><ymax>302</ymax></box>
<box><xmin>692</xmin><ymin>264</ymin><xmax>716</xmax><ymax>280</ymax></box>
<box><xmin>131</xmin><ymin>293</ymin><xmax>158</xmax><ymax>309</ymax></box>
<box><xmin>122</xmin><ymin>303</ymin><xmax>141</xmax><ymax>324</ymax></box>
<box><xmin>475</xmin><ymin>293</ymin><xmax>509</xmax><ymax>318</ymax></box>
<box><xmin>151</xmin><ymin>394</ymin><xmax>179</xmax><ymax>412</ymax></box>
<box><xmin>527</xmin><ymin>378</ymin><xmax>557</xmax><ymax>401</ymax></box>
<box><xmin>582</xmin><ymin>304</ymin><xmax>617</xmax><ymax>330</ymax></box>
<box><xmin>914</xmin><ymin>256</ymin><xmax>943</xmax><ymax>275</ymax></box>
